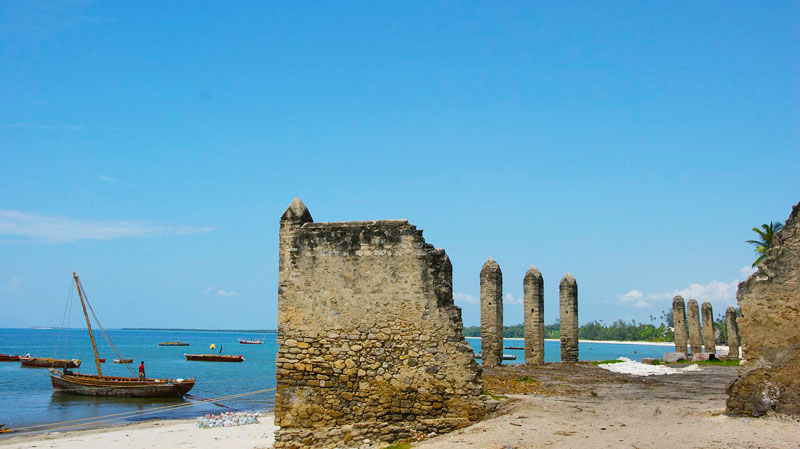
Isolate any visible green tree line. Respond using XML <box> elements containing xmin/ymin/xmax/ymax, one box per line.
<box><xmin>463</xmin><ymin>307</ymin><xmax>740</xmax><ymax>344</ymax></box>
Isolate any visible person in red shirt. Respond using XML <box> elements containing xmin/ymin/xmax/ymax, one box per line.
<box><xmin>138</xmin><ymin>361</ymin><xmax>146</xmax><ymax>381</ymax></box>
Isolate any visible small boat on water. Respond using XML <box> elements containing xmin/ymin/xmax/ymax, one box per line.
<box><xmin>185</xmin><ymin>354</ymin><xmax>244</xmax><ymax>362</ymax></box>
<box><xmin>0</xmin><ymin>354</ymin><xmax>21</xmax><ymax>362</ymax></box>
<box><xmin>21</xmin><ymin>357</ymin><xmax>81</xmax><ymax>368</ymax></box>
<box><xmin>49</xmin><ymin>272</ymin><xmax>195</xmax><ymax>398</ymax></box>
<box><xmin>504</xmin><ymin>346</ymin><xmax>525</xmax><ymax>350</ymax></box>
<box><xmin>238</xmin><ymin>339</ymin><xmax>263</xmax><ymax>345</ymax></box>
<box><xmin>158</xmin><ymin>341</ymin><xmax>190</xmax><ymax>346</ymax></box>
<box><xmin>474</xmin><ymin>353</ymin><xmax>517</xmax><ymax>361</ymax></box>
<box><xmin>98</xmin><ymin>358</ymin><xmax>106</xmax><ymax>363</ymax></box>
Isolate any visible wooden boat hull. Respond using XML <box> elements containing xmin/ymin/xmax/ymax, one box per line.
<box><xmin>238</xmin><ymin>339</ymin><xmax>263</xmax><ymax>344</ymax></box>
<box><xmin>0</xmin><ymin>354</ymin><xmax>21</xmax><ymax>362</ymax></box>
<box><xmin>474</xmin><ymin>353</ymin><xmax>517</xmax><ymax>361</ymax></box>
<box><xmin>504</xmin><ymin>346</ymin><xmax>525</xmax><ymax>350</ymax></box>
<box><xmin>21</xmin><ymin>357</ymin><xmax>81</xmax><ymax>368</ymax></box>
<box><xmin>114</xmin><ymin>359</ymin><xmax>133</xmax><ymax>364</ymax></box>
<box><xmin>184</xmin><ymin>354</ymin><xmax>244</xmax><ymax>362</ymax></box>
<box><xmin>158</xmin><ymin>342</ymin><xmax>190</xmax><ymax>346</ymax></box>
<box><xmin>50</xmin><ymin>371</ymin><xmax>194</xmax><ymax>398</ymax></box>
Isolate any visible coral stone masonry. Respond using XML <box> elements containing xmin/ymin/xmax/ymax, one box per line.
<box><xmin>672</xmin><ymin>295</ymin><xmax>688</xmax><ymax>356</ymax></box>
<box><xmin>727</xmin><ymin>201</ymin><xmax>800</xmax><ymax>417</ymax></box>
<box><xmin>480</xmin><ymin>258</ymin><xmax>503</xmax><ymax>367</ymax></box>
<box><xmin>686</xmin><ymin>299</ymin><xmax>703</xmax><ymax>355</ymax></box>
<box><xmin>523</xmin><ymin>265</ymin><xmax>545</xmax><ymax>366</ymax></box>
<box><xmin>274</xmin><ymin>198</ymin><xmax>485</xmax><ymax>448</ymax></box>
<box><xmin>559</xmin><ymin>273</ymin><xmax>579</xmax><ymax>363</ymax></box>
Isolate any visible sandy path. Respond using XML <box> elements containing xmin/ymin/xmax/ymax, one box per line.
<box><xmin>0</xmin><ymin>416</ymin><xmax>277</xmax><ymax>449</ymax></box>
<box><xmin>416</xmin><ymin>364</ymin><xmax>798</xmax><ymax>449</ymax></box>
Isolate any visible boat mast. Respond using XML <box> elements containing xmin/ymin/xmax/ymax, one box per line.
<box><xmin>73</xmin><ymin>272</ymin><xmax>102</xmax><ymax>376</ymax></box>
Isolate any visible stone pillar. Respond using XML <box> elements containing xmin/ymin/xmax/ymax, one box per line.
<box><xmin>701</xmin><ymin>302</ymin><xmax>716</xmax><ymax>355</ymax></box>
<box><xmin>687</xmin><ymin>299</ymin><xmax>703</xmax><ymax>355</ymax></box>
<box><xmin>523</xmin><ymin>265</ymin><xmax>544</xmax><ymax>366</ymax></box>
<box><xmin>725</xmin><ymin>306</ymin><xmax>740</xmax><ymax>360</ymax></box>
<box><xmin>480</xmin><ymin>258</ymin><xmax>503</xmax><ymax>367</ymax></box>
<box><xmin>672</xmin><ymin>295</ymin><xmax>688</xmax><ymax>355</ymax></box>
<box><xmin>559</xmin><ymin>273</ymin><xmax>579</xmax><ymax>363</ymax></box>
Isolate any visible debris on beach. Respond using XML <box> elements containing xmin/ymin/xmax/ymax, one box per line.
<box><xmin>597</xmin><ymin>357</ymin><xmax>702</xmax><ymax>377</ymax></box>
<box><xmin>196</xmin><ymin>411</ymin><xmax>260</xmax><ymax>428</ymax></box>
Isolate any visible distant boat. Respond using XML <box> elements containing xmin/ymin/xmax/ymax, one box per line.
<box><xmin>238</xmin><ymin>339</ymin><xmax>263</xmax><ymax>345</ymax></box>
<box><xmin>49</xmin><ymin>272</ymin><xmax>195</xmax><ymax>398</ymax></box>
<box><xmin>21</xmin><ymin>357</ymin><xmax>81</xmax><ymax>368</ymax></box>
<box><xmin>474</xmin><ymin>353</ymin><xmax>517</xmax><ymax>361</ymax></box>
<box><xmin>158</xmin><ymin>341</ymin><xmax>190</xmax><ymax>346</ymax></box>
<box><xmin>185</xmin><ymin>354</ymin><xmax>244</xmax><ymax>362</ymax></box>
<box><xmin>504</xmin><ymin>346</ymin><xmax>525</xmax><ymax>350</ymax></box>
<box><xmin>98</xmin><ymin>358</ymin><xmax>106</xmax><ymax>363</ymax></box>
<box><xmin>0</xmin><ymin>354</ymin><xmax>21</xmax><ymax>362</ymax></box>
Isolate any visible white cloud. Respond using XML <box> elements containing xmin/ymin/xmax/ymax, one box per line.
<box><xmin>453</xmin><ymin>292</ymin><xmax>479</xmax><ymax>305</ymax></box>
<box><xmin>1</xmin><ymin>123</ymin><xmax>87</xmax><ymax>131</ymax></box>
<box><xmin>98</xmin><ymin>175</ymin><xmax>130</xmax><ymax>186</ymax></box>
<box><xmin>504</xmin><ymin>292</ymin><xmax>523</xmax><ymax>305</ymax></box>
<box><xmin>0</xmin><ymin>210</ymin><xmax>214</xmax><ymax>243</ymax></box>
<box><xmin>203</xmin><ymin>288</ymin><xmax>239</xmax><ymax>297</ymax></box>
<box><xmin>1</xmin><ymin>276</ymin><xmax>24</xmax><ymax>291</ymax></box>
<box><xmin>739</xmin><ymin>266</ymin><xmax>756</xmax><ymax>279</ymax></box>
<box><xmin>611</xmin><ymin>266</ymin><xmax>753</xmax><ymax>310</ymax></box>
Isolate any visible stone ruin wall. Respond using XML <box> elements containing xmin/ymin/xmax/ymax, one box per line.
<box><xmin>727</xmin><ymin>201</ymin><xmax>800</xmax><ymax>417</ymax></box>
<box><xmin>701</xmin><ymin>301</ymin><xmax>716</xmax><ymax>355</ymax></box>
<box><xmin>523</xmin><ymin>266</ymin><xmax>545</xmax><ymax>366</ymax></box>
<box><xmin>559</xmin><ymin>273</ymin><xmax>579</xmax><ymax>363</ymax></box>
<box><xmin>479</xmin><ymin>258</ymin><xmax>503</xmax><ymax>367</ymax></box>
<box><xmin>672</xmin><ymin>295</ymin><xmax>688</xmax><ymax>355</ymax></box>
<box><xmin>274</xmin><ymin>198</ymin><xmax>485</xmax><ymax>448</ymax></box>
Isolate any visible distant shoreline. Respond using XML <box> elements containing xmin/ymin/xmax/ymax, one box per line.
<box><xmin>464</xmin><ymin>336</ymin><xmax>674</xmax><ymax>347</ymax></box>
<box><xmin>121</xmin><ymin>328</ymin><xmax>277</xmax><ymax>333</ymax></box>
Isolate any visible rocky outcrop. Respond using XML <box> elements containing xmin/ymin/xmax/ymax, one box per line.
<box><xmin>559</xmin><ymin>273</ymin><xmax>578</xmax><ymax>363</ymax></box>
<box><xmin>523</xmin><ymin>266</ymin><xmax>545</xmax><ymax>366</ymax></box>
<box><xmin>701</xmin><ymin>302</ymin><xmax>716</xmax><ymax>355</ymax></box>
<box><xmin>727</xmin><ymin>201</ymin><xmax>800</xmax><ymax>417</ymax></box>
<box><xmin>686</xmin><ymin>299</ymin><xmax>703</xmax><ymax>355</ymax></box>
<box><xmin>274</xmin><ymin>198</ymin><xmax>485</xmax><ymax>447</ymax></box>
<box><xmin>480</xmin><ymin>258</ymin><xmax>503</xmax><ymax>367</ymax></box>
<box><xmin>672</xmin><ymin>295</ymin><xmax>688</xmax><ymax>355</ymax></box>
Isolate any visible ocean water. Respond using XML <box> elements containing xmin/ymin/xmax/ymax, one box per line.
<box><xmin>0</xmin><ymin>328</ymin><xmax>673</xmax><ymax>433</ymax></box>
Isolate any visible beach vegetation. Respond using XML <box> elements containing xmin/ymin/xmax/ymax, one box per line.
<box><xmin>589</xmin><ymin>360</ymin><xmax>625</xmax><ymax>366</ymax></box>
<box><xmin>747</xmin><ymin>221</ymin><xmax>784</xmax><ymax>267</ymax></box>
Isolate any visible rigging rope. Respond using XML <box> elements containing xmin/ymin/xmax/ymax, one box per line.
<box><xmin>76</xmin><ymin>277</ymin><xmax>137</xmax><ymax>376</ymax></box>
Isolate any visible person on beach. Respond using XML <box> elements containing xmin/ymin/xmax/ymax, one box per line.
<box><xmin>138</xmin><ymin>361</ymin><xmax>146</xmax><ymax>381</ymax></box>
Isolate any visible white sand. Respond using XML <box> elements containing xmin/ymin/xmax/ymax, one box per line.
<box><xmin>0</xmin><ymin>415</ymin><xmax>277</xmax><ymax>449</ymax></box>
<box><xmin>597</xmin><ymin>357</ymin><xmax>703</xmax><ymax>376</ymax></box>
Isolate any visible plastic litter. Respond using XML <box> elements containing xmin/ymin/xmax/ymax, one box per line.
<box><xmin>196</xmin><ymin>411</ymin><xmax>260</xmax><ymax>428</ymax></box>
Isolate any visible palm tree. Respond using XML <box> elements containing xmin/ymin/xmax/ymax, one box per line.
<box><xmin>747</xmin><ymin>221</ymin><xmax>784</xmax><ymax>267</ymax></box>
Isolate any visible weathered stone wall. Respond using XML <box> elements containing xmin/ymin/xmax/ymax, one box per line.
<box><xmin>559</xmin><ymin>273</ymin><xmax>578</xmax><ymax>363</ymax></box>
<box><xmin>523</xmin><ymin>266</ymin><xmax>544</xmax><ymax>366</ymax></box>
<box><xmin>686</xmin><ymin>299</ymin><xmax>703</xmax><ymax>355</ymax></box>
<box><xmin>275</xmin><ymin>198</ymin><xmax>485</xmax><ymax>448</ymax></box>
<box><xmin>725</xmin><ymin>306</ymin><xmax>740</xmax><ymax>360</ymax></box>
<box><xmin>480</xmin><ymin>258</ymin><xmax>503</xmax><ymax>367</ymax></box>
<box><xmin>701</xmin><ymin>302</ymin><xmax>716</xmax><ymax>355</ymax></box>
<box><xmin>672</xmin><ymin>295</ymin><xmax>688</xmax><ymax>355</ymax></box>
<box><xmin>727</xmin><ymin>202</ymin><xmax>800</xmax><ymax>417</ymax></box>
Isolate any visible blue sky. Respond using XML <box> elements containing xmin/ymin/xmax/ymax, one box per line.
<box><xmin>1</xmin><ymin>1</ymin><xmax>798</xmax><ymax>329</ymax></box>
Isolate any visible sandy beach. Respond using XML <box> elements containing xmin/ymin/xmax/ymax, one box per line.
<box><xmin>0</xmin><ymin>416</ymin><xmax>277</xmax><ymax>449</ymax></box>
<box><xmin>4</xmin><ymin>362</ymin><xmax>796</xmax><ymax>449</ymax></box>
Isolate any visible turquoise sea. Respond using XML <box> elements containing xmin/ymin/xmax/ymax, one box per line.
<box><xmin>0</xmin><ymin>328</ymin><xmax>673</xmax><ymax>434</ymax></box>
